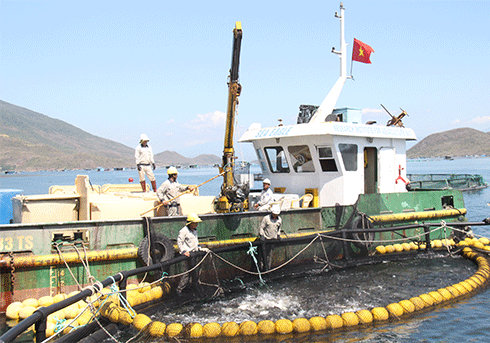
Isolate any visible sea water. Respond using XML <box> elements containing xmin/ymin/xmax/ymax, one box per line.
<box><xmin>1</xmin><ymin>158</ymin><xmax>490</xmax><ymax>342</ymax></box>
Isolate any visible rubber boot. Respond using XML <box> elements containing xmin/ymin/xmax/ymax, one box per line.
<box><xmin>140</xmin><ymin>181</ymin><xmax>146</xmax><ymax>192</ymax></box>
<box><xmin>151</xmin><ymin>180</ymin><xmax>157</xmax><ymax>192</ymax></box>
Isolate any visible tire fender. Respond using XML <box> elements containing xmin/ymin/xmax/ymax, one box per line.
<box><xmin>349</xmin><ymin>215</ymin><xmax>375</xmax><ymax>250</ymax></box>
<box><xmin>137</xmin><ymin>233</ymin><xmax>175</xmax><ymax>265</ymax></box>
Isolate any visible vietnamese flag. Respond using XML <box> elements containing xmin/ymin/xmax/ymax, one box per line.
<box><xmin>352</xmin><ymin>38</ymin><xmax>374</xmax><ymax>64</ymax></box>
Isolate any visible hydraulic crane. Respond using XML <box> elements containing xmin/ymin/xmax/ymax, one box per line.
<box><xmin>217</xmin><ymin>22</ymin><xmax>245</xmax><ymax>212</ymax></box>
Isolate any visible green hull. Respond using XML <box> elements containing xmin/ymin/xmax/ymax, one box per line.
<box><xmin>0</xmin><ymin>190</ymin><xmax>466</xmax><ymax>311</ymax></box>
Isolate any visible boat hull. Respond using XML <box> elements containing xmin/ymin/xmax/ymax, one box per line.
<box><xmin>0</xmin><ymin>189</ymin><xmax>466</xmax><ymax>312</ymax></box>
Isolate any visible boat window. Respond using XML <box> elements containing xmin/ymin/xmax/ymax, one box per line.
<box><xmin>255</xmin><ymin>148</ymin><xmax>268</xmax><ymax>171</ymax></box>
<box><xmin>339</xmin><ymin>143</ymin><xmax>358</xmax><ymax>171</ymax></box>
<box><xmin>317</xmin><ymin>146</ymin><xmax>338</xmax><ymax>172</ymax></box>
<box><xmin>264</xmin><ymin>147</ymin><xmax>290</xmax><ymax>173</ymax></box>
<box><xmin>288</xmin><ymin>145</ymin><xmax>315</xmax><ymax>172</ymax></box>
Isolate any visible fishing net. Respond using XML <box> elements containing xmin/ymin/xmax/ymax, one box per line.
<box><xmin>407</xmin><ymin>174</ymin><xmax>487</xmax><ymax>190</ymax></box>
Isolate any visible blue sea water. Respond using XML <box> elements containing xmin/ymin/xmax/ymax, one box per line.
<box><xmin>1</xmin><ymin>158</ymin><xmax>490</xmax><ymax>342</ymax></box>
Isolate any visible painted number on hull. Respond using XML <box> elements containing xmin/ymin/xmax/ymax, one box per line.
<box><xmin>0</xmin><ymin>235</ymin><xmax>34</xmax><ymax>252</ymax></box>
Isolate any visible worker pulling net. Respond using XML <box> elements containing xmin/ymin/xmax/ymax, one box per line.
<box><xmin>220</xmin><ymin>161</ymin><xmax>250</xmax><ymax>210</ymax></box>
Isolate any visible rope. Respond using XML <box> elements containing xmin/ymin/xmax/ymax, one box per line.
<box><xmin>53</xmin><ymin>243</ymin><xmax>82</xmax><ymax>291</ymax></box>
<box><xmin>246</xmin><ymin>242</ymin><xmax>265</xmax><ymax>284</ymax></box>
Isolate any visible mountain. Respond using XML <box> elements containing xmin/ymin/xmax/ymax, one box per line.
<box><xmin>0</xmin><ymin>100</ymin><xmax>220</xmax><ymax>171</ymax></box>
<box><xmin>407</xmin><ymin>127</ymin><xmax>490</xmax><ymax>158</ymax></box>
<box><xmin>154</xmin><ymin>151</ymin><xmax>220</xmax><ymax>166</ymax></box>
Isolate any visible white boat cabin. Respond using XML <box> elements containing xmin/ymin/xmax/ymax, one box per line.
<box><xmin>239</xmin><ymin>108</ymin><xmax>416</xmax><ymax>208</ymax></box>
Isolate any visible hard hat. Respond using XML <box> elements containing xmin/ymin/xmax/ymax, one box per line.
<box><xmin>187</xmin><ymin>213</ymin><xmax>202</xmax><ymax>223</ymax></box>
<box><xmin>139</xmin><ymin>134</ymin><xmax>149</xmax><ymax>142</ymax></box>
<box><xmin>263</xmin><ymin>178</ymin><xmax>271</xmax><ymax>184</ymax></box>
<box><xmin>167</xmin><ymin>166</ymin><xmax>178</xmax><ymax>175</ymax></box>
<box><xmin>271</xmin><ymin>204</ymin><xmax>281</xmax><ymax>215</ymax></box>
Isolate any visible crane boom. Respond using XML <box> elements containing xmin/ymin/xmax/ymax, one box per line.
<box><xmin>218</xmin><ymin>22</ymin><xmax>243</xmax><ymax>212</ymax></box>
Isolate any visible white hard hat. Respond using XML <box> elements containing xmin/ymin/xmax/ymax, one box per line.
<box><xmin>187</xmin><ymin>213</ymin><xmax>202</xmax><ymax>223</ymax></box>
<box><xmin>263</xmin><ymin>178</ymin><xmax>271</xmax><ymax>184</ymax></box>
<box><xmin>167</xmin><ymin>166</ymin><xmax>178</xmax><ymax>175</ymax></box>
<box><xmin>139</xmin><ymin>134</ymin><xmax>149</xmax><ymax>142</ymax></box>
<box><xmin>271</xmin><ymin>204</ymin><xmax>281</xmax><ymax>215</ymax></box>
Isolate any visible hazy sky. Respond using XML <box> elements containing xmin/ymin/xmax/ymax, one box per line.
<box><xmin>1</xmin><ymin>1</ymin><xmax>489</xmax><ymax>161</ymax></box>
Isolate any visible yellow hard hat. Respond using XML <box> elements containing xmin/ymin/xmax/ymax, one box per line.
<box><xmin>187</xmin><ymin>213</ymin><xmax>202</xmax><ymax>223</ymax></box>
<box><xmin>167</xmin><ymin>166</ymin><xmax>178</xmax><ymax>175</ymax></box>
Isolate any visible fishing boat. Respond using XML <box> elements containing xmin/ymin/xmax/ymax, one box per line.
<box><xmin>0</xmin><ymin>5</ymin><xmax>476</xmax><ymax>339</ymax></box>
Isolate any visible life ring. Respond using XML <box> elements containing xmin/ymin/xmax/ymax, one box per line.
<box><xmin>348</xmin><ymin>215</ymin><xmax>375</xmax><ymax>250</ymax></box>
<box><xmin>137</xmin><ymin>233</ymin><xmax>175</xmax><ymax>265</ymax></box>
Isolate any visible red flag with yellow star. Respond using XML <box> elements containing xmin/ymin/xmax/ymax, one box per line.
<box><xmin>352</xmin><ymin>38</ymin><xmax>374</xmax><ymax>64</ymax></box>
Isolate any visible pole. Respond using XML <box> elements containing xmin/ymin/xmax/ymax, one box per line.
<box><xmin>139</xmin><ymin>171</ymin><xmax>226</xmax><ymax>216</ymax></box>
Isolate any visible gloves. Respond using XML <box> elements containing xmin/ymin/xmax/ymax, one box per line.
<box><xmin>483</xmin><ymin>218</ymin><xmax>490</xmax><ymax>224</ymax></box>
<box><xmin>152</xmin><ymin>163</ymin><xmax>156</xmax><ymax>170</ymax></box>
<box><xmin>137</xmin><ymin>164</ymin><xmax>141</xmax><ymax>171</ymax></box>
<box><xmin>200</xmin><ymin>247</ymin><xmax>210</xmax><ymax>253</ymax></box>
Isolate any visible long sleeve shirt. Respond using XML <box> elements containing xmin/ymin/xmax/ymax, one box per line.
<box><xmin>257</xmin><ymin>188</ymin><xmax>273</xmax><ymax>207</ymax></box>
<box><xmin>156</xmin><ymin>178</ymin><xmax>189</xmax><ymax>203</ymax></box>
<box><xmin>135</xmin><ymin>144</ymin><xmax>155</xmax><ymax>165</ymax></box>
<box><xmin>177</xmin><ymin>225</ymin><xmax>199</xmax><ymax>254</ymax></box>
<box><xmin>258</xmin><ymin>214</ymin><xmax>282</xmax><ymax>239</ymax></box>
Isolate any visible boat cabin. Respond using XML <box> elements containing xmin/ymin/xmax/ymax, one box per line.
<box><xmin>239</xmin><ymin>107</ymin><xmax>417</xmax><ymax>207</ymax></box>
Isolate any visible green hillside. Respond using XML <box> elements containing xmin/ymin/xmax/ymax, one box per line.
<box><xmin>0</xmin><ymin>100</ymin><xmax>220</xmax><ymax>171</ymax></box>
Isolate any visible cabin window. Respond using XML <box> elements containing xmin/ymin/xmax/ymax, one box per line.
<box><xmin>264</xmin><ymin>147</ymin><xmax>290</xmax><ymax>173</ymax></box>
<box><xmin>317</xmin><ymin>146</ymin><xmax>338</xmax><ymax>172</ymax></box>
<box><xmin>256</xmin><ymin>148</ymin><xmax>267</xmax><ymax>171</ymax></box>
<box><xmin>288</xmin><ymin>145</ymin><xmax>315</xmax><ymax>173</ymax></box>
<box><xmin>339</xmin><ymin>143</ymin><xmax>358</xmax><ymax>171</ymax></box>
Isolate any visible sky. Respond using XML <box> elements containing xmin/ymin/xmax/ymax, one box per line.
<box><xmin>1</xmin><ymin>1</ymin><xmax>490</xmax><ymax>162</ymax></box>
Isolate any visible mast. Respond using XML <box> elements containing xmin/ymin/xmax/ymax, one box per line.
<box><xmin>309</xmin><ymin>2</ymin><xmax>348</xmax><ymax>124</ymax></box>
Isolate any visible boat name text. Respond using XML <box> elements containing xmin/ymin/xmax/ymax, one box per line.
<box><xmin>0</xmin><ymin>235</ymin><xmax>34</xmax><ymax>251</ymax></box>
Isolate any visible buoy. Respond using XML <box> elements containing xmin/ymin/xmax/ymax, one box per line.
<box><xmin>341</xmin><ymin>312</ymin><xmax>359</xmax><ymax>326</ymax></box>
<box><xmin>133</xmin><ymin>313</ymin><xmax>152</xmax><ymax>331</ymax></box>
<box><xmin>274</xmin><ymin>319</ymin><xmax>293</xmax><ymax>334</ymax></box>
<box><xmin>221</xmin><ymin>321</ymin><xmax>239</xmax><ymax>337</ymax></box>
<box><xmin>399</xmin><ymin>299</ymin><xmax>415</xmax><ymax>313</ymax></box>
<box><xmin>166</xmin><ymin>322</ymin><xmax>184</xmax><ymax>337</ymax></box>
<box><xmin>292</xmin><ymin>317</ymin><xmax>311</xmax><ymax>332</ymax></box>
<box><xmin>203</xmin><ymin>322</ymin><xmax>221</xmax><ymax>338</ymax></box>
<box><xmin>6</xmin><ymin>302</ymin><xmax>23</xmax><ymax>320</ymax></box>
<box><xmin>149</xmin><ymin>321</ymin><xmax>166</xmax><ymax>337</ymax></box>
<box><xmin>185</xmin><ymin>323</ymin><xmax>203</xmax><ymax>338</ymax></box>
<box><xmin>386</xmin><ymin>303</ymin><xmax>404</xmax><ymax>317</ymax></box>
<box><xmin>309</xmin><ymin>316</ymin><xmax>327</xmax><ymax>331</ymax></box>
<box><xmin>325</xmin><ymin>314</ymin><xmax>343</xmax><ymax>328</ymax></box>
<box><xmin>409</xmin><ymin>297</ymin><xmax>426</xmax><ymax>310</ymax></box>
<box><xmin>355</xmin><ymin>309</ymin><xmax>373</xmax><ymax>324</ymax></box>
<box><xmin>19</xmin><ymin>306</ymin><xmax>36</xmax><ymax>320</ymax></box>
<box><xmin>239</xmin><ymin>320</ymin><xmax>258</xmax><ymax>335</ymax></box>
<box><xmin>257</xmin><ymin>320</ymin><xmax>276</xmax><ymax>334</ymax></box>
<box><xmin>371</xmin><ymin>307</ymin><xmax>389</xmax><ymax>321</ymax></box>
<box><xmin>22</xmin><ymin>298</ymin><xmax>38</xmax><ymax>308</ymax></box>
